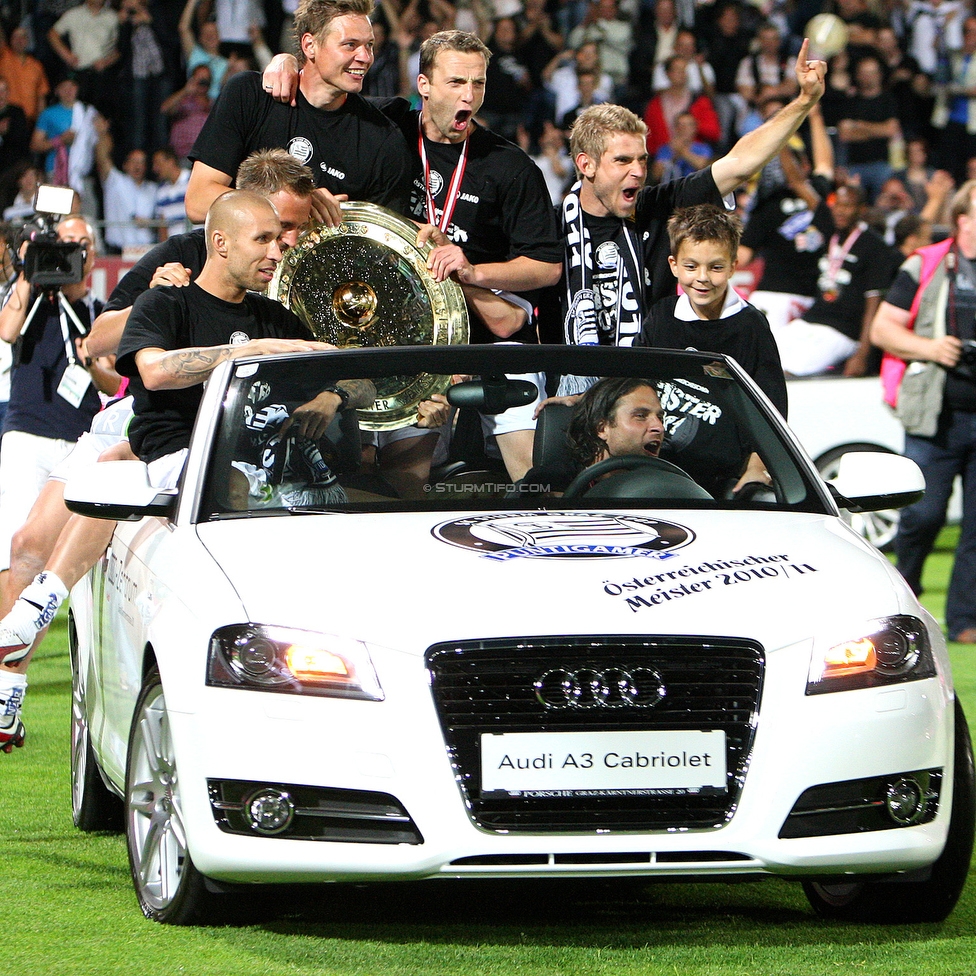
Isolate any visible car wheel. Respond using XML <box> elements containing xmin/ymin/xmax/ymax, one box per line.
<box><xmin>803</xmin><ymin>698</ymin><xmax>976</xmax><ymax>924</ymax></box>
<box><xmin>816</xmin><ymin>444</ymin><xmax>899</xmax><ymax>551</ymax></box>
<box><xmin>69</xmin><ymin>610</ymin><xmax>122</xmax><ymax>832</ymax></box>
<box><xmin>125</xmin><ymin>668</ymin><xmax>215</xmax><ymax>924</ymax></box>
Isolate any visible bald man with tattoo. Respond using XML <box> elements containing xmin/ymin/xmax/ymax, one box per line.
<box><xmin>114</xmin><ymin>190</ymin><xmax>373</xmax><ymax>484</ymax></box>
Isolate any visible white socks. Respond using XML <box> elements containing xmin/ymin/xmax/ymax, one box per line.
<box><xmin>0</xmin><ymin>669</ymin><xmax>27</xmax><ymax>727</ymax></box>
<box><xmin>0</xmin><ymin>572</ymin><xmax>69</xmax><ymax>660</ymax></box>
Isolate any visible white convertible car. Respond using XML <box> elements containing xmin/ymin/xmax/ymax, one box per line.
<box><xmin>65</xmin><ymin>345</ymin><xmax>974</xmax><ymax>926</ymax></box>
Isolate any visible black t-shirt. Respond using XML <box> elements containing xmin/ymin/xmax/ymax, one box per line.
<box><xmin>637</xmin><ymin>294</ymin><xmax>788</xmax><ymax>417</ymax></box>
<box><xmin>581</xmin><ymin>210</ymin><xmax>645</xmax><ymax>347</ymax></box>
<box><xmin>740</xmin><ymin>175</ymin><xmax>832</xmax><ymax>297</ymax></box>
<box><xmin>806</xmin><ymin>222</ymin><xmax>899</xmax><ymax>340</ymax></box>
<box><xmin>634</xmin><ymin>167</ymin><xmax>727</xmax><ymax>305</ymax></box>
<box><xmin>116</xmin><ymin>283</ymin><xmax>312</xmax><ymax>462</ymax></box>
<box><xmin>656</xmin><ymin>375</ymin><xmax>753</xmax><ymax>496</ymax></box>
<box><xmin>885</xmin><ymin>252</ymin><xmax>976</xmax><ymax>412</ymax></box>
<box><xmin>4</xmin><ymin>292</ymin><xmax>104</xmax><ymax>441</ymax></box>
<box><xmin>103</xmin><ymin>228</ymin><xmax>207</xmax><ymax>313</ymax></box>
<box><xmin>376</xmin><ymin>99</ymin><xmax>562</xmax><ymax>343</ymax></box>
<box><xmin>190</xmin><ymin>72</ymin><xmax>412</xmax><ymax>214</ymax></box>
<box><xmin>377</xmin><ymin>99</ymin><xmax>562</xmax><ymax>268</ymax></box>
<box><xmin>839</xmin><ymin>91</ymin><xmax>898</xmax><ymax>165</ymax></box>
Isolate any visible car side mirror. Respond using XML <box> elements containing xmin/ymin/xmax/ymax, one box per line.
<box><xmin>63</xmin><ymin>460</ymin><xmax>178</xmax><ymax>521</ymax></box>
<box><xmin>827</xmin><ymin>451</ymin><xmax>925</xmax><ymax>514</ymax></box>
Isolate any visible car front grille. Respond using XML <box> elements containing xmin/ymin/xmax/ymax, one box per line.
<box><xmin>426</xmin><ymin>636</ymin><xmax>764</xmax><ymax>833</ymax></box>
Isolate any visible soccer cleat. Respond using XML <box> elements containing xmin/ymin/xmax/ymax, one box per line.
<box><xmin>0</xmin><ymin>625</ymin><xmax>29</xmax><ymax>666</ymax></box>
<box><xmin>0</xmin><ymin>715</ymin><xmax>25</xmax><ymax>753</ymax></box>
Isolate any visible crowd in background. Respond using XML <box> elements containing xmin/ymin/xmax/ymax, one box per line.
<box><xmin>0</xmin><ymin>0</ymin><xmax>967</xmax><ymax>248</ymax></box>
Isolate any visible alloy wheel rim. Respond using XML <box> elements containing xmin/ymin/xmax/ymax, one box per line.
<box><xmin>127</xmin><ymin>689</ymin><xmax>187</xmax><ymax>911</ymax></box>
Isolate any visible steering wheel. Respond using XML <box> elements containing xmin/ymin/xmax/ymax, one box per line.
<box><xmin>563</xmin><ymin>455</ymin><xmax>712</xmax><ymax>501</ymax></box>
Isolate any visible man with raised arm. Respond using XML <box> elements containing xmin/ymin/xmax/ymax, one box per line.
<box><xmin>558</xmin><ymin>38</ymin><xmax>826</xmax><ymax>380</ymax></box>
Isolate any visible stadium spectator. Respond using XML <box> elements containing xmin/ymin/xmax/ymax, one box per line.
<box><xmin>161</xmin><ymin>63</ymin><xmax>213</xmax><ymax>163</ymax></box>
<box><xmin>180</xmin><ymin>0</ymin><xmax>229</xmax><ymax>100</ymax></box>
<box><xmin>567</xmin><ymin>0</ymin><xmax>632</xmax><ymax>89</ymax></box>
<box><xmin>704</xmin><ymin>2</ymin><xmax>752</xmax><ymax>150</ymax></box>
<box><xmin>117</xmin><ymin>0</ymin><xmax>172</xmax><ymax>156</ymax></box>
<box><xmin>906</xmin><ymin>0</ymin><xmax>965</xmax><ymax>79</ymax></box>
<box><xmin>2</xmin><ymin>163</ymin><xmax>41</xmax><ymax>224</ymax></box>
<box><xmin>29</xmin><ymin>77</ymin><xmax>98</xmax><ymax>197</ymax></box>
<box><xmin>481</xmin><ymin>17</ymin><xmax>532</xmax><ymax>143</ymax></box>
<box><xmin>0</xmin><ymin>26</ymin><xmax>50</xmax><ymax>124</ymax></box>
<box><xmin>544</xmin><ymin>41</ymin><xmax>613</xmax><ymax>127</ymax></box>
<box><xmin>896</xmin><ymin>137</ymin><xmax>938</xmax><ymax>211</ymax></box>
<box><xmin>361</xmin><ymin>10</ymin><xmax>403</xmax><ymax>98</ymax></box>
<box><xmin>47</xmin><ymin>0</ymin><xmax>120</xmax><ymax>115</ymax></box>
<box><xmin>152</xmin><ymin>148</ymin><xmax>191</xmax><ymax>239</ymax></box>
<box><xmin>559</xmin><ymin>68</ymin><xmax>605</xmax><ymax>133</ymax></box>
<box><xmin>207</xmin><ymin>0</ymin><xmax>263</xmax><ymax>57</ymax></box>
<box><xmin>651</xmin><ymin>112</ymin><xmax>713</xmax><ymax>184</ymax></box>
<box><xmin>526</xmin><ymin>120</ymin><xmax>572</xmax><ymax>204</ymax></box>
<box><xmin>735</xmin><ymin>22</ymin><xmax>797</xmax><ymax>122</ymax></box>
<box><xmin>651</xmin><ymin>30</ymin><xmax>715</xmax><ymax>100</ymax></box>
<box><xmin>644</xmin><ymin>56</ymin><xmax>721</xmax><ymax>158</ymax></box>
<box><xmin>628</xmin><ymin>0</ymin><xmax>679</xmax><ymax>104</ymax></box>
<box><xmin>931</xmin><ymin>15</ymin><xmax>976</xmax><ymax>186</ymax></box>
<box><xmin>95</xmin><ymin>119</ymin><xmax>159</xmax><ymax>252</ymax></box>
<box><xmin>876</xmin><ymin>25</ymin><xmax>933</xmax><ymax>145</ymax></box>
<box><xmin>0</xmin><ymin>80</ymin><xmax>31</xmax><ymax>178</ymax></box>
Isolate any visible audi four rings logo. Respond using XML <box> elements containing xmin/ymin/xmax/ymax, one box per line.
<box><xmin>534</xmin><ymin>667</ymin><xmax>666</xmax><ymax>709</ymax></box>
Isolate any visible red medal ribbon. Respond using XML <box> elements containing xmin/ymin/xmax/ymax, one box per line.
<box><xmin>419</xmin><ymin>115</ymin><xmax>469</xmax><ymax>234</ymax></box>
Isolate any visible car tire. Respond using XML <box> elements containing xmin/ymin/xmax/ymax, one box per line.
<box><xmin>69</xmin><ymin>610</ymin><xmax>122</xmax><ymax>832</ymax></box>
<box><xmin>816</xmin><ymin>444</ymin><xmax>900</xmax><ymax>551</ymax></box>
<box><xmin>802</xmin><ymin>698</ymin><xmax>976</xmax><ymax>924</ymax></box>
<box><xmin>125</xmin><ymin>668</ymin><xmax>217</xmax><ymax>925</ymax></box>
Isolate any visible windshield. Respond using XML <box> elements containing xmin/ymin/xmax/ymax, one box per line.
<box><xmin>198</xmin><ymin>346</ymin><xmax>830</xmax><ymax>520</ymax></box>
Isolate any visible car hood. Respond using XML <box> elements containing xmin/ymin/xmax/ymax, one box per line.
<box><xmin>196</xmin><ymin>509</ymin><xmax>910</xmax><ymax>653</ymax></box>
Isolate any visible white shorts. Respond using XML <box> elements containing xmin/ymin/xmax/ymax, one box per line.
<box><xmin>147</xmin><ymin>449</ymin><xmax>189</xmax><ymax>492</ymax></box>
<box><xmin>364</xmin><ymin>419</ymin><xmax>452</xmax><ymax>466</ymax></box>
<box><xmin>0</xmin><ymin>431</ymin><xmax>77</xmax><ymax>572</ymax></box>
<box><xmin>771</xmin><ymin>319</ymin><xmax>859</xmax><ymax>377</ymax></box>
<box><xmin>48</xmin><ymin>396</ymin><xmax>135</xmax><ymax>483</ymax></box>
<box><xmin>748</xmin><ymin>291</ymin><xmax>815</xmax><ymax>331</ymax></box>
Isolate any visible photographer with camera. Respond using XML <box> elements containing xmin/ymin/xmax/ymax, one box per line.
<box><xmin>871</xmin><ymin>178</ymin><xmax>976</xmax><ymax>645</ymax></box>
<box><xmin>0</xmin><ymin>210</ymin><xmax>117</xmax><ymax>605</ymax></box>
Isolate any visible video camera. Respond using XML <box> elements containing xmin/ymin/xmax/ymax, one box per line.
<box><xmin>20</xmin><ymin>185</ymin><xmax>85</xmax><ymax>289</ymax></box>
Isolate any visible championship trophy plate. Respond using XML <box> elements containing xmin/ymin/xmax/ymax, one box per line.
<box><xmin>269</xmin><ymin>202</ymin><xmax>469</xmax><ymax>431</ymax></box>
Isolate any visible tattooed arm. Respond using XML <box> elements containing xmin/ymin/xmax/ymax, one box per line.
<box><xmin>134</xmin><ymin>337</ymin><xmax>332</xmax><ymax>391</ymax></box>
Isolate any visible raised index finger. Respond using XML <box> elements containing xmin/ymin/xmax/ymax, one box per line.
<box><xmin>797</xmin><ymin>36</ymin><xmax>809</xmax><ymax>68</ymax></box>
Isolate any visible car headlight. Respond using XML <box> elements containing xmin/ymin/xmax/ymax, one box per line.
<box><xmin>806</xmin><ymin>615</ymin><xmax>936</xmax><ymax>695</ymax></box>
<box><xmin>207</xmin><ymin>624</ymin><xmax>384</xmax><ymax>701</ymax></box>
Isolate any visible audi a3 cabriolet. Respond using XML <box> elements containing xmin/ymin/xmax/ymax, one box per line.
<box><xmin>65</xmin><ymin>344</ymin><xmax>974</xmax><ymax>925</ymax></box>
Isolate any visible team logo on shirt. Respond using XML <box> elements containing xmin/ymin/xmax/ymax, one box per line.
<box><xmin>229</xmin><ymin>331</ymin><xmax>250</xmax><ymax>345</ymax></box>
<box><xmin>428</xmin><ymin>169</ymin><xmax>444</xmax><ymax>196</ymax></box>
<box><xmin>288</xmin><ymin>137</ymin><xmax>314</xmax><ymax>165</ymax></box>
<box><xmin>595</xmin><ymin>241</ymin><xmax>619</xmax><ymax>270</ymax></box>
